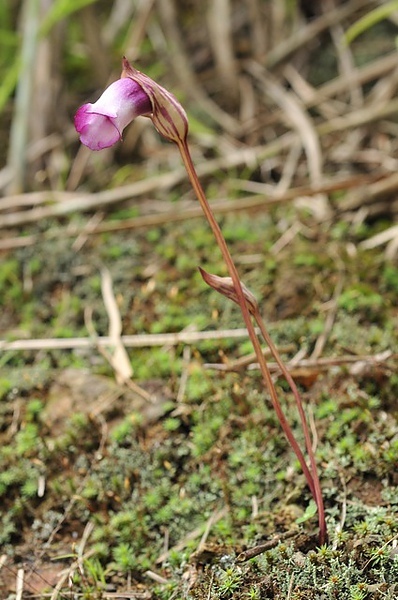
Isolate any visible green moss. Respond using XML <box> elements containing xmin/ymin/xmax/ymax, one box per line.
<box><xmin>338</xmin><ymin>285</ymin><xmax>384</xmax><ymax>318</ymax></box>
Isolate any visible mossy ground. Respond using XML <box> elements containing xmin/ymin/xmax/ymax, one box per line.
<box><xmin>0</xmin><ymin>202</ymin><xmax>397</xmax><ymax>599</ymax></box>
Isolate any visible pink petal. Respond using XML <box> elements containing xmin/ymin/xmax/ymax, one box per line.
<box><xmin>75</xmin><ymin>106</ymin><xmax>121</xmax><ymax>150</ymax></box>
<box><xmin>74</xmin><ymin>79</ymin><xmax>151</xmax><ymax>150</ymax></box>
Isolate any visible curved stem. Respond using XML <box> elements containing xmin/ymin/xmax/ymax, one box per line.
<box><xmin>177</xmin><ymin>139</ymin><xmax>318</xmax><ymax>504</ymax></box>
<box><xmin>253</xmin><ymin>310</ymin><xmax>326</xmax><ymax>544</ymax></box>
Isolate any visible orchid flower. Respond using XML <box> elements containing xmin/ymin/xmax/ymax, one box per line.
<box><xmin>75</xmin><ymin>58</ymin><xmax>188</xmax><ymax>150</ymax></box>
<box><xmin>74</xmin><ymin>77</ymin><xmax>152</xmax><ymax>150</ymax></box>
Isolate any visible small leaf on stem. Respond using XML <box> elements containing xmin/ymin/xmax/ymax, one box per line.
<box><xmin>198</xmin><ymin>267</ymin><xmax>259</xmax><ymax>315</ymax></box>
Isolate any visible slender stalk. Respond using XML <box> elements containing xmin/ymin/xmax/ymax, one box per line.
<box><xmin>252</xmin><ymin>309</ymin><xmax>326</xmax><ymax>544</ymax></box>
<box><xmin>125</xmin><ymin>51</ymin><xmax>326</xmax><ymax>540</ymax></box>
<box><xmin>177</xmin><ymin>139</ymin><xmax>323</xmax><ymax>514</ymax></box>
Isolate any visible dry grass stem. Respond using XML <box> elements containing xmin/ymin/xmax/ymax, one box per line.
<box><xmin>360</xmin><ymin>223</ymin><xmax>398</xmax><ymax>251</ymax></box>
<box><xmin>84</xmin><ymin>306</ymin><xmax>151</xmax><ymax>402</ymax></box>
<box><xmin>15</xmin><ymin>568</ymin><xmax>24</xmax><ymax>600</ymax></box>
<box><xmin>0</xmin><ymin>327</ymin><xmax>260</xmax><ymax>352</ymax></box>
<box><xmin>101</xmin><ymin>267</ymin><xmax>133</xmax><ymax>385</ymax></box>
<box><xmin>207</xmin><ymin>0</ymin><xmax>239</xmax><ymax>102</ymax></box>
<box><xmin>325</xmin><ymin>0</ymin><xmax>363</xmax><ymax>109</ymax></box>
<box><xmin>123</xmin><ymin>0</ymin><xmax>156</xmax><ymax>59</ymax></box>
<box><xmin>265</xmin><ymin>0</ymin><xmax>373</xmax><ymax>68</ymax></box>
<box><xmin>204</xmin><ymin>351</ymin><xmax>394</xmax><ymax>373</ymax></box>
<box><xmin>0</xmin><ymin>173</ymin><xmax>380</xmax><ymax>236</ymax></box>
<box><xmin>156</xmin><ymin>0</ymin><xmax>240</xmax><ymax>134</ymax></box>
<box><xmin>144</xmin><ymin>570</ymin><xmax>169</xmax><ymax>585</ymax></box>
<box><xmin>176</xmin><ymin>345</ymin><xmax>191</xmax><ymax>403</ymax></box>
<box><xmin>310</xmin><ymin>275</ymin><xmax>345</xmax><ymax>360</ymax></box>
<box><xmin>155</xmin><ymin>507</ymin><xmax>229</xmax><ymax>565</ymax></box>
<box><xmin>236</xmin><ymin>530</ymin><xmax>299</xmax><ymax>562</ymax></box>
<box><xmin>7</xmin><ymin>0</ymin><xmax>40</xmax><ymax>194</ymax></box>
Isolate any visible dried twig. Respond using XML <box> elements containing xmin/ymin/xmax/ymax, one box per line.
<box><xmin>100</xmin><ymin>267</ymin><xmax>133</xmax><ymax>385</ymax></box>
<box><xmin>84</xmin><ymin>306</ymin><xmax>151</xmax><ymax>402</ymax></box>
<box><xmin>156</xmin><ymin>507</ymin><xmax>229</xmax><ymax>564</ymax></box>
<box><xmin>76</xmin><ymin>522</ymin><xmax>95</xmax><ymax>581</ymax></box>
<box><xmin>204</xmin><ymin>351</ymin><xmax>394</xmax><ymax>373</ymax></box>
<box><xmin>207</xmin><ymin>0</ymin><xmax>239</xmax><ymax>102</ymax></box>
<box><xmin>144</xmin><ymin>570</ymin><xmax>169</xmax><ymax>585</ymax></box>
<box><xmin>156</xmin><ymin>0</ymin><xmax>240</xmax><ymax>134</ymax></box>
<box><xmin>236</xmin><ymin>529</ymin><xmax>299</xmax><ymax>562</ymax></box>
<box><xmin>341</xmin><ymin>171</ymin><xmax>398</xmax><ymax>211</ymax></box>
<box><xmin>0</xmin><ymin>327</ymin><xmax>259</xmax><ymax>353</ymax></box>
<box><xmin>310</xmin><ymin>273</ymin><xmax>345</xmax><ymax>360</ymax></box>
<box><xmin>325</xmin><ymin>0</ymin><xmax>363</xmax><ymax>109</ymax></box>
<box><xmin>176</xmin><ymin>345</ymin><xmax>191</xmax><ymax>403</ymax></box>
<box><xmin>15</xmin><ymin>568</ymin><xmax>24</xmax><ymax>600</ymax></box>
<box><xmin>0</xmin><ymin>173</ymin><xmax>379</xmax><ymax>241</ymax></box>
<box><xmin>264</xmin><ymin>0</ymin><xmax>374</xmax><ymax>68</ymax></box>
<box><xmin>247</xmin><ymin>62</ymin><xmax>329</xmax><ymax>219</ymax></box>
<box><xmin>360</xmin><ymin>224</ymin><xmax>398</xmax><ymax>253</ymax></box>
<box><xmin>49</xmin><ymin>550</ymin><xmax>97</xmax><ymax>600</ymax></box>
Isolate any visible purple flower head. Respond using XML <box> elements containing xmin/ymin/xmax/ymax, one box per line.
<box><xmin>74</xmin><ymin>77</ymin><xmax>152</xmax><ymax>151</ymax></box>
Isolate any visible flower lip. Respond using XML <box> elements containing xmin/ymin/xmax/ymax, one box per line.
<box><xmin>74</xmin><ymin>77</ymin><xmax>152</xmax><ymax>151</ymax></box>
<box><xmin>74</xmin><ymin>105</ymin><xmax>121</xmax><ymax>151</ymax></box>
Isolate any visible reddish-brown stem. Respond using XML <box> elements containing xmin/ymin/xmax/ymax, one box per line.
<box><xmin>177</xmin><ymin>139</ymin><xmax>324</xmax><ymax>524</ymax></box>
<box><xmin>252</xmin><ymin>309</ymin><xmax>326</xmax><ymax>544</ymax></box>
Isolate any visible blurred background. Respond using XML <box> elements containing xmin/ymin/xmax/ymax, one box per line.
<box><xmin>2</xmin><ymin>0</ymin><xmax>398</xmax><ymax>200</ymax></box>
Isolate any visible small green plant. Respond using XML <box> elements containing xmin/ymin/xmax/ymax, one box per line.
<box><xmin>368</xmin><ymin>544</ymin><xmax>391</xmax><ymax>567</ymax></box>
<box><xmin>26</xmin><ymin>398</ymin><xmax>44</xmax><ymax>421</ymax></box>
<box><xmin>112</xmin><ymin>542</ymin><xmax>136</xmax><ymax>572</ymax></box>
<box><xmin>349</xmin><ymin>583</ymin><xmax>368</xmax><ymax>600</ymax></box>
<box><xmin>15</xmin><ymin>423</ymin><xmax>39</xmax><ymax>455</ymax></box>
<box><xmin>83</xmin><ymin>556</ymin><xmax>107</xmax><ymax>588</ymax></box>
<box><xmin>245</xmin><ymin>586</ymin><xmax>261</xmax><ymax>600</ymax></box>
<box><xmin>338</xmin><ymin>285</ymin><xmax>383</xmax><ymax>319</ymax></box>
<box><xmin>217</xmin><ymin>566</ymin><xmax>243</xmax><ymax>597</ymax></box>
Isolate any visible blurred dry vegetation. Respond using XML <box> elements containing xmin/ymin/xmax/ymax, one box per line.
<box><xmin>2</xmin><ymin>0</ymin><xmax>398</xmax><ymax>213</ymax></box>
<box><xmin>1</xmin><ymin>0</ymin><xmax>398</xmax><ymax>599</ymax></box>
